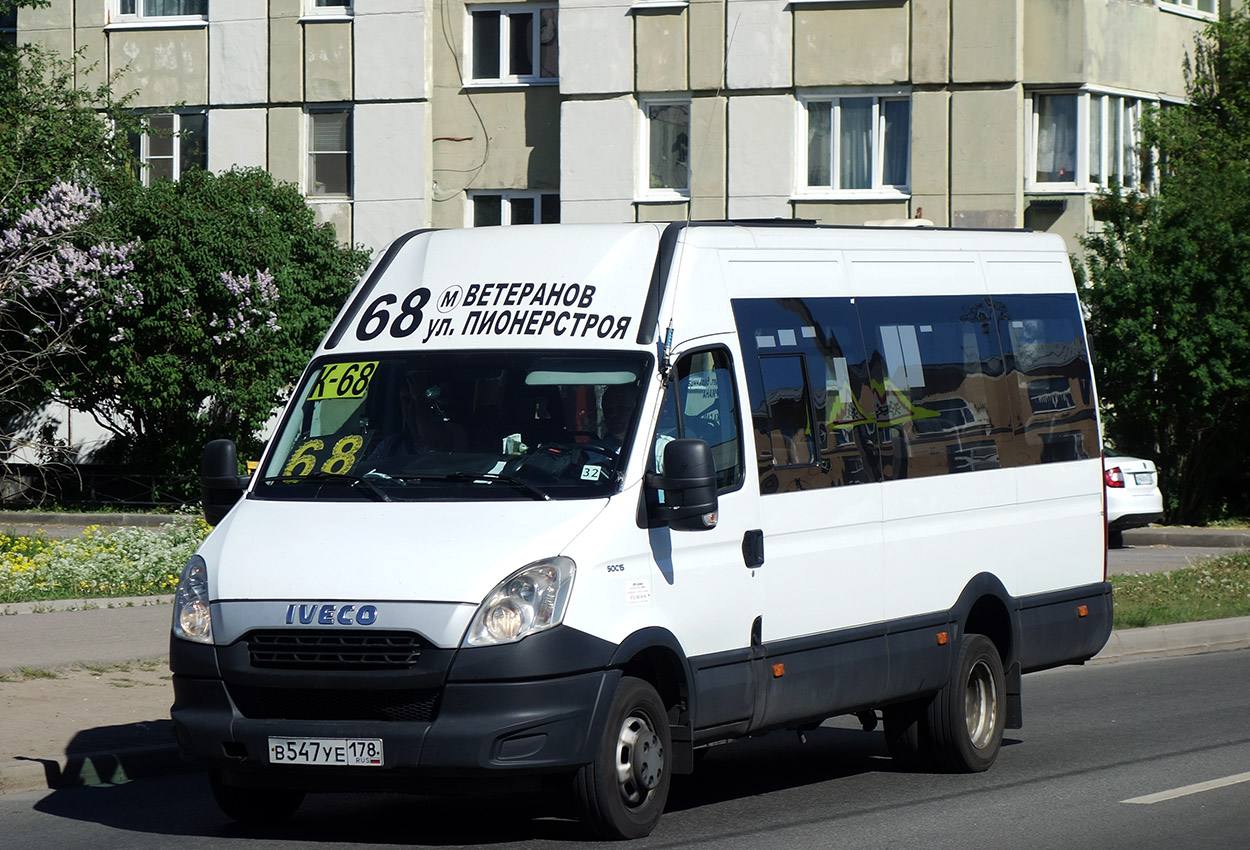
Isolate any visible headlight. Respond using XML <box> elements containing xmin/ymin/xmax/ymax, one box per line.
<box><xmin>464</xmin><ymin>557</ymin><xmax>575</xmax><ymax>647</ymax></box>
<box><xmin>172</xmin><ymin>555</ymin><xmax>213</xmax><ymax>644</ymax></box>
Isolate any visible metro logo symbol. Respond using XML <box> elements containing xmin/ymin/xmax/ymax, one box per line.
<box><xmin>284</xmin><ymin>603</ymin><xmax>379</xmax><ymax>626</ymax></box>
<box><xmin>437</xmin><ymin>285</ymin><xmax>464</xmax><ymax>313</ymax></box>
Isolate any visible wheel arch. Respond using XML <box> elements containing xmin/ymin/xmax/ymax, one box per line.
<box><xmin>951</xmin><ymin>573</ymin><xmax>1021</xmax><ymax>672</ymax></box>
<box><xmin>607</xmin><ymin>627</ymin><xmax>694</xmax><ymax>727</ymax></box>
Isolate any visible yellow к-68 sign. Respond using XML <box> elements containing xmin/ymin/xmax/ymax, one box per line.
<box><xmin>307</xmin><ymin>361</ymin><xmax>378</xmax><ymax>401</ymax></box>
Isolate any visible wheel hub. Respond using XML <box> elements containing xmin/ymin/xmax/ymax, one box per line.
<box><xmin>616</xmin><ymin>715</ymin><xmax>665</xmax><ymax>805</ymax></box>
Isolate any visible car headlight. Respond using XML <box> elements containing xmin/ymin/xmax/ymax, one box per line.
<box><xmin>464</xmin><ymin>557</ymin><xmax>575</xmax><ymax>647</ymax></box>
<box><xmin>172</xmin><ymin>555</ymin><xmax>213</xmax><ymax>644</ymax></box>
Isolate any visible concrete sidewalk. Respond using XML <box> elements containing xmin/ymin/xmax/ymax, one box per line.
<box><xmin>0</xmin><ymin>516</ymin><xmax>1248</xmax><ymax>797</ymax></box>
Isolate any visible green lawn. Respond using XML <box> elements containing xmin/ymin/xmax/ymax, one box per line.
<box><xmin>1110</xmin><ymin>552</ymin><xmax>1250</xmax><ymax>629</ymax></box>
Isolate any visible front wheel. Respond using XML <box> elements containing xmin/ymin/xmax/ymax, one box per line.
<box><xmin>926</xmin><ymin>633</ymin><xmax>1006</xmax><ymax>773</ymax></box>
<box><xmin>574</xmin><ymin>677</ymin><xmax>672</xmax><ymax>840</ymax></box>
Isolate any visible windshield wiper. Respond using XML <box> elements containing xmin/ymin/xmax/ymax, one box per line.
<box><xmin>259</xmin><ymin>473</ymin><xmax>392</xmax><ymax>503</ymax></box>
<box><xmin>383</xmin><ymin>471</ymin><xmax>550</xmax><ymax>501</ymax></box>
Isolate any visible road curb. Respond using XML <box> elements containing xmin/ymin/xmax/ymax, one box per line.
<box><xmin>0</xmin><ymin>511</ymin><xmax>172</xmax><ymax>530</ymax></box>
<box><xmin>1090</xmin><ymin>615</ymin><xmax>1250</xmax><ymax>665</ymax></box>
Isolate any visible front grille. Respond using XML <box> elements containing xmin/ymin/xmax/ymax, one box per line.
<box><xmin>246</xmin><ymin>631</ymin><xmax>422</xmax><ymax>670</ymax></box>
<box><xmin>229</xmin><ymin>684</ymin><xmax>440</xmax><ymax>722</ymax></box>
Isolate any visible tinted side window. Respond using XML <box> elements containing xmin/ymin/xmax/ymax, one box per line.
<box><xmin>995</xmin><ymin>294</ymin><xmax>1098</xmax><ymax>464</ymax></box>
<box><xmin>734</xmin><ymin>297</ymin><xmax>876</xmax><ymax>494</ymax></box>
<box><xmin>857</xmin><ymin>296</ymin><xmax>1014</xmax><ymax>480</ymax></box>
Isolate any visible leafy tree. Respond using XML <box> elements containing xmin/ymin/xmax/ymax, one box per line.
<box><xmin>1081</xmin><ymin>8</ymin><xmax>1250</xmax><ymax>523</ymax></box>
<box><xmin>0</xmin><ymin>8</ymin><xmax>144</xmax><ymax>465</ymax></box>
<box><xmin>59</xmin><ymin>168</ymin><xmax>372</xmax><ymax>475</ymax></box>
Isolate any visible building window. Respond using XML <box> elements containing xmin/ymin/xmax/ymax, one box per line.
<box><xmin>641</xmin><ymin>98</ymin><xmax>689</xmax><ymax>198</ymax></box>
<box><xmin>1030</xmin><ymin>91</ymin><xmax>1150</xmax><ymax>191</ymax></box>
<box><xmin>2</xmin><ymin>6</ymin><xmax>16</xmax><ymax>47</ymax></box>
<box><xmin>307</xmin><ymin>0</ymin><xmax>352</xmax><ymax>14</ymax></box>
<box><xmin>1160</xmin><ymin>0</ymin><xmax>1216</xmax><ymax>15</ymax></box>
<box><xmin>801</xmin><ymin>94</ymin><xmax>910</xmax><ymax>194</ymax></box>
<box><xmin>116</xmin><ymin>0</ymin><xmax>207</xmax><ymax>19</ymax></box>
<box><xmin>469</xmin><ymin>4</ymin><xmax>558</xmax><ymax>84</ymax></box>
<box><xmin>308</xmin><ymin>109</ymin><xmax>352</xmax><ymax>198</ymax></box>
<box><xmin>468</xmin><ymin>191</ymin><xmax>560</xmax><ymax>226</ymax></box>
<box><xmin>128</xmin><ymin>112</ymin><xmax>207</xmax><ymax>186</ymax></box>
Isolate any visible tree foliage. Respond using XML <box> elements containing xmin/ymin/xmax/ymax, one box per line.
<box><xmin>59</xmin><ymin>168</ymin><xmax>371</xmax><ymax>474</ymax></box>
<box><xmin>1081</xmin><ymin>9</ymin><xmax>1250</xmax><ymax>523</ymax></box>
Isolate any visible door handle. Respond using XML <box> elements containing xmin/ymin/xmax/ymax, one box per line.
<box><xmin>742</xmin><ymin>529</ymin><xmax>764</xmax><ymax>568</ymax></box>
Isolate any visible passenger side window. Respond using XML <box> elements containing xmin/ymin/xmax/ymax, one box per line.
<box><xmin>734</xmin><ymin>297</ymin><xmax>876</xmax><ymax>494</ymax></box>
<box><xmin>994</xmin><ymin>294</ymin><xmax>1098</xmax><ymax>464</ymax></box>
<box><xmin>858</xmin><ymin>296</ymin><xmax>1012</xmax><ymax>481</ymax></box>
<box><xmin>650</xmin><ymin>348</ymin><xmax>743</xmax><ymax>492</ymax></box>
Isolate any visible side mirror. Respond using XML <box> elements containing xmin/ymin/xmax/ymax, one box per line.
<box><xmin>645</xmin><ymin>438</ymin><xmax>718</xmax><ymax>531</ymax></box>
<box><xmin>201</xmin><ymin>439</ymin><xmax>250</xmax><ymax>526</ymax></box>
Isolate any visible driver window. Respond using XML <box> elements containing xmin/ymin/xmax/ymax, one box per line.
<box><xmin>651</xmin><ymin>348</ymin><xmax>743</xmax><ymax>492</ymax></box>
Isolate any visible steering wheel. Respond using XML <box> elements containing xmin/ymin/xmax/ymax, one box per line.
<box><xmin>565</xmin><ymin>431</ymin><xmax>618</xmax><ymax>461</ymax></box>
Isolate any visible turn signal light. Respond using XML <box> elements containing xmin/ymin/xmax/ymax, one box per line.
<box><xmin>772</xmin><ymin>663</ymin><xmax>786</xmax><ymax>678</ymax></box>
<box><xmin>936</xmin><ymin>631</ymin><xmax>949</xmax><ymax>646</ymax></box>
<box><xmin>1077</xmin><ymin>605</ymin><xmax>1089</xmax><ymax>618</ymax></box>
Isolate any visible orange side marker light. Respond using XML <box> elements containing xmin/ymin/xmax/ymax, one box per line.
<box><xmin>1077</xmin><ymin>605</ymin><xmax>1089</xmax><ymax>618</ymax></box>
<box><xmin>771</xmin><ymin>663</ymin><xmax>786</xmax><ymax>678</ymax></box>
<box><xmin>936</xmin><ymin>631</ymin><xmax>949</xmax><ymax>646</ymax></box>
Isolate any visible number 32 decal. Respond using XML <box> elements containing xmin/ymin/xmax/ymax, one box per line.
<box><xmin>356</xmin><ymin>288</ymin><xmax>431</xmax><ymax>341</ymax></box>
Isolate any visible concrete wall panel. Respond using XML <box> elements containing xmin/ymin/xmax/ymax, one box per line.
<box><xmin>952</xmin><ymin>0</ymin><xmax>1021</xmax><ymax>84</ymax></box>
<box><xmin>911</xmin><ymin>0</ymin><xmax>950</xmax><ymax>85</ymax></box>
<box><xmin>950</xmin><ymin>86</ymin><xmax>1022</xmax><ymax>229</ymax></box>
<box><xmin>305</xmin><ymin>22</ymin><xmax>353</xmax><ymax>101</ymax></box>
<box><xmin>312</xmin><ymin>200</ymin><xmax>353</xmax><ymax>246</ymax></box>
<box><xmin>355</xmin><ymin>200</ymin><xmax>427</xmax><ymax>251</ymax></box>
<box><xmin>561</xmin><ymin>97</ymin><xmax>636</xmax><ymax>222</ymax></box>
<box><xmin>689</xmin><ymin>0</ymin><xmax>726</xmax><ymax>91</ymax></box>
<box><xmin>636</xmin><ymin>10</ymin><xmax>688</xmax><ymax>93</ymax></box>
<box><xmin>690</xmin><ymin>95</ymin><xmax>726</xmax><ymax>220</ymax></box>
<box><xmin>268</xmin><ymin>106</ymin><xmax>304</xmax><ymax>187</ymax></box>
<box><xmin>726</xmin><ymin>0</ymin><xmax>790</xmax><ymax>90</ymax></box>
<box><xmin>208</xmin><ymin>107</ymin><xmax>267</xmax><ymax>172</ymax></box>
<box><xmin>355</xmin><ymin>102</ymin><xmax>427</xmax><ymax>203</ymax></box>
<box><xmin>727</xmin><ymin>95</ymin><xmax>792</xmax><ymax>218</ymax></box>
<box><xmin>560</xmin><ymin>2</ymin><xmax>633</xmax><ymax>94</ymax></box>
<box><xmin>109</xmin><ymin>28</ymin><xmax>209</xmax><ymax>107</ymax></box>
<box><xmin>355</xmin><ymin>10</ymin><xmax>428</xmax><ymax>101</ymax></box>
<box><xmin>269</xmin><ymin>13</ymin><xmax>303</xmax><ymax>102</ymax></box>
<box><xmin>210</xmin><ymin>19</ymin><xmax>268</xmax><ymax>104</ymax></box>
<box><xmin>794</xmin><ymin>5</ymin><xmax>909</xmax><ymax>87</ymax></box>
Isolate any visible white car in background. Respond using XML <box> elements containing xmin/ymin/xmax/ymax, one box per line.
<box><xmin>1103</xmin><ymin>451</ymin><xmax>1165</xmax><ymax>548</ymax></box>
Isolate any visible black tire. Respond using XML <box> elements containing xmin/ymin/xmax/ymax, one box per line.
<box><xmin>209</xmin><ymin>769</ymin><xmax>305</xmax><ymax>825</ymax></box>
<box><xmin>882</xmin><ymin>699</ymin><xmax>934</xmax><ymax>770</ymax></box>
<box><xmin>574</xmin><ymin>677</ymin><xmax>672</xmax><ymax>840</ymax></box>
<box><xmin>925</xmin><ymin>633</ymin><xmax>1006</xmax><ymax>773</ymax></box>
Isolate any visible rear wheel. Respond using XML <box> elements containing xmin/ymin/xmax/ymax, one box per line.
<box><xmin>926</xmin><ymin>633</ymin><xmax>1005</xmax><ymax>772</ymax></box>
<box><xmin>209</xmin><ymin>769</ymin><xmax>305</xmax><ymax>825</ymax></box>
<box><xmin>574</xmin><ymin>677</ymin><xmax>672</xmax><ymax>839</ymax></box>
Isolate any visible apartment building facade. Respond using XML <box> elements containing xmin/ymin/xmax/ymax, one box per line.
<box><xmin>13</xmin><ymin>0</ymin><xmax>1232</xmax><ymax>255</ymax></box>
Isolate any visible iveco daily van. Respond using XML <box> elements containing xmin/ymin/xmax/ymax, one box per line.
<box><xmin>175</xmin><ymin>221</ymin><xmax>1112</xmax><ymax>838</ymax></box>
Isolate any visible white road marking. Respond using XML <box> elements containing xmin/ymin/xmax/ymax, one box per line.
<box><xmin>1122</xmin><ymin>771</ymin><xmax>1250</xmax><ymax>805</ymax></box>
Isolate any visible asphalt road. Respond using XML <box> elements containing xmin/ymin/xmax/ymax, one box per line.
<box><xmin>0</xmin><ymin>649</ymin><xmax>1247</xmax><ymax>850</ymax></box>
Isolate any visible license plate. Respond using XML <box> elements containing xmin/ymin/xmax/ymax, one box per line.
<box><xmin>267</xmin><ymin>737</ymin><xmax>383</xmax><ymax>767</ymax></box>
<box><xmin>1134</xmin><ymin>472</ymin><xmax>1153</xmax><ymax>485</ymax></box>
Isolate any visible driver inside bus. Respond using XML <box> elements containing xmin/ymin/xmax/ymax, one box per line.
<box><xmin>368</xmin><ymin>371</ymin><xmax>466</xmax><ymax>459</ymax></box>
<box><xmin>600</xmin><ymin>384</ymin><xmax>636</xmax><ymax>453</ymax></box>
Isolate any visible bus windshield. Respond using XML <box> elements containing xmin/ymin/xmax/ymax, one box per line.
<box><xmin>255</xmin><ymin>350</ymin><xmax>651</xmax><ymax>502</ymax></box>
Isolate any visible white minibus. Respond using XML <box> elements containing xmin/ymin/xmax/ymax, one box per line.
<box><xmin>176</xmin><ymin>221</ymin><xmax>1111</xmax><ymax>838</ymax></box>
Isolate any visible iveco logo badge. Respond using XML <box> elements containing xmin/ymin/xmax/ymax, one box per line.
<box><xmin>285</xmin><ymin>604</ymin><xmax>379</xmax><ymax>626</ymax></box>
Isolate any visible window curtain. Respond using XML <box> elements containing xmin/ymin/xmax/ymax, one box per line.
<box><xmin>882</xmin><ymin>100</ymin><xmax>909</xmax><ymax>187</ymax></box>
<box><xmin>145</xmin><ymin>0</ymin><xmax>206</xmax><ymax>15</ymax></box>
<box><xmin>1035</xmin><ymin>95</ymin><xmax>1076</xmax><ymax>183</ymax></box>
<box><xmin>807</xmin><ymin>104</ymin><xmax>832</xmax><ymax>187</ymax></box>
<box><xmin>839</xmin><ymin>98</ymin><xmax>872</xmax><ymax>190</ymax></box>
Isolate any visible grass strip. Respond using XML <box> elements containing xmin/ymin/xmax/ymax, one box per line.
<box><xmin>1110</xmin><ymin>551</ymin><xmax>1250</xmax><ymax>629</ymax></box>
